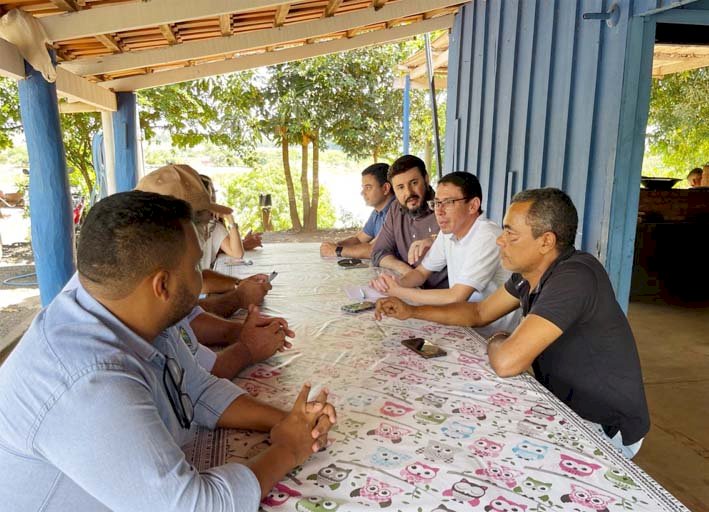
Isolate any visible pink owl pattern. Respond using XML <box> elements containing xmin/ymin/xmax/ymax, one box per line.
<box><xmin>399</xmin><ymin>461</ymin><xmax>439</xmax><ymax>484</ymax></box>
<box><xmin>559</xmin><ymin>454</ymin><xmax>603</xmax><ymax>477</ymax></box>
<box><xmin>248</xmin><ymin>367</ymin><xmax>281</xmax><ymax>379</ymax></box>
<box><xmin>488</xmin><ymin>392</ymin><xmax>518</xmax><ymax>407</ymax></box>
<box><xmin>366</xmin><ymin>422</ymin><xmax>414</xmax><ymax>444</ymax></box>
<box><xmin>453</xmin><ymin>402</ymin><xmax>488</xmax><ymax>421</ymax></box>
<box><xmin>350</xmin><ymin>477</ymin><xmax>403</xmax><ymax>508</ymax></box>
<box><xmin>469</xmin><ymin>437</ymin><xmax>505</xmax><ymax>458</ymax></box>
<box><xmin>561</xmin><ymin>484</ymin><xmax>615</xmax><ymax>511</ymax></box>
<box><xmin>400</xmin><ymin>373</ymin><xmax>426</xmax><ymax>385</ymax></box>
<box><xmin>483</xmin><ymin>496</ymin><xmax>528</xmax><ymax>512</ymax></box>
<box><xmin>262</xmin><ymin>483</ymin><xmax>301</xmax><ymax>506</ymax></box>
<box><xmin>454</xmin><ymin>366</ymin><xmax>486</xmax><ymax>380</ymax></box>
<box><xmin>458</xmin><ymin>354</ymin><xmax>485</xmax><ymax>365</ymax></box>
<box><xmin>380</xmin><ymin>401</ymin><xmax>414</xmax><ymax>417</ymax></box>
<box><xmin>475</xmin><ymin>461</ymin><xmax>523</xmax><ymax>488</ymax></box>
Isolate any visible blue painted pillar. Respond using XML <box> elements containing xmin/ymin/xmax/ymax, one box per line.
<box><xmin>402</xmin><ymin>74</ymin><xmax>411</xmax><ymax>154</ymax></box>
<box><xmin>112</xmin><ymin>92</ymin><xmax>139</xmax><ymax>191</ymax></box>
<box><xmin>17</xmin><ymin>58</ymin><xmax>75</xmax><ymax>305</ymax></box>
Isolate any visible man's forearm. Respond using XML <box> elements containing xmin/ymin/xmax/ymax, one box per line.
<box><xmin>218</xmin><ymin>394</ymin><xmax>287</xmax><ymax>431</ymax></box>
<box><xmin>336</xmin><ymin>236</ymin><xmax>362</xmax><ymax>247</ymax></box>
<box><xmin>211</xmin><ymin>343</ymin><xmax>253</xmax><ymax>379</ymax></box>
<box><xmin>191</xmin><ymin>313</ymin><xmax>243</xmax><ymax>346</ymax></box>
<box><xmin>411</xmin><ymin>301</ymin><xmax>483</xmax><ymax>326</ymax></box>
<box><xmin>341</xmin><ymin>243</ymin><xmax>374</xmax><ymax>259</ymax></box>
<box><xmin>399</xmin><ymin>268</ymin><xmax>428</xmax><ymax>288</ymax></box>
<box><xmin>378</xmin><ymin>255</ymin><xmax>413</xmax><ymax>276</ymax></box>
<box><xmin>247</xmin><ymin>445</ymin><xmax>299</xmax><ymax>499</ymax></box>
<box><xmin>394</xmin><ymin>287</ymin><xmax>465</xmax><ymax>306</ymax></box>
<box><xmin>202</xmin><ymin>269</ymin><xmax>239</xmax><ymax>294</ymax></box>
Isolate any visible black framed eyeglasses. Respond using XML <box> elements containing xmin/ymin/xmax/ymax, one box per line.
<box><xmin>427</xmin><ymin>197</ymin><xmax>470</xmax><ymax>210</ymax></box>
<box><xmin>162</xmin><ymin>356</ymin><xmax>194</xmax><ymax>429</ymax></box>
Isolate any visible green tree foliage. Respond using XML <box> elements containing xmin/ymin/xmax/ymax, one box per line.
<box><xmin>218</xmin><ymin>164</ymin><xmax>336</xmax><ymax>231</ymax></box>
<box><xmin>409</xmin><ymin>88</ymin><xmax>446</xmax><ymax>179</ymax></box>
<box><xmin>0</xmin><ymin>78</ymin><xmax>21</xmax><ymax>150</ymax></box>
<box><xmin>646</xmin><ymin>68</ymin><xmax>709</xmax><ymax>178</ymax></box>
<box><xmin>138</xmin><ymin>73</ymin><xmax>262</xmax><ymax>165</ymax></box>
<box><xmin>60</xmin><ymin>112</ymin><xmax>100</xmax><ymax>197</ymax></box>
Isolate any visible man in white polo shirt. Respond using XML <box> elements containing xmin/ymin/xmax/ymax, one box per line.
<box><xmin>371</xmin><ymin>171</ymin><xmax>520</xmax><ymax>335</ymax></box>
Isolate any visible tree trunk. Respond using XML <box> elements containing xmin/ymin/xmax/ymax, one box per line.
<box><xmin>308</xmin><ymin>132</ymin><xmax>320</xmax><ymax>231</ymax></box>
<box><xmin>424</xmin><ymin>138</ymin><xmax>433</xmax><ymax>175</ymax></box>
<box><xmin>300</xmin><ymin>132</ymin><xmax>311</xmax><ymax>231</ymax></box>
<box><xmin>373</xmin><ymin>146</ymin><xmax>379</xmax><ymax>163</ymax></box>
<box><xmin>280</xmin><ymin>126</ymin><xmax>302</xmax><ymax>230</ymax></box>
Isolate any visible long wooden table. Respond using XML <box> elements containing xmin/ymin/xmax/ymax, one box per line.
<box><xmin>185</xmin><ymin>243</ymin><xmax>688</xmax><ymax>512</ymax></box>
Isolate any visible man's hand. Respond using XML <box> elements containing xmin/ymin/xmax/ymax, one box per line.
<box><xmin>235</xmin><ymin>278</ymin><xmax>271</xmax><ymax>307</ymax></box>
<box><xmin>375</xmin><ymin>297</ymin><xmax>414</xmax><ymax>321</ymax></box>
<box><xmin>320</xmin><ymin>241</ymin><xmax>337</xmax><ymax>258</ymax></box>
<box><xmin>270</xmin><ymin>383</ymin><xmax>337</xmax><ymax>465</ymax></box>
<box><xmin>243</xmin><ymin>232</ymin><xmax>263</xmax><ymax>251</ymax></box>
<box><xmin>407</xmin><ymin>239</ymin><xmax>434</xmax><ymax>265</ymax></box>
<box><xmin>369</xmin><ymin>274</ymin><xmax>402</xmax><ymax>296</ymax></box>
<box><xmin>239</xmin><ymin>305</ymin><xmax>294</xmax><ymax>363</ymax></box>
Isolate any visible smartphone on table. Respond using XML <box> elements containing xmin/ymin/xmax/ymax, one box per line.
<box><xmin>341</xmin><ymin>301</ymin><xmax>376</xmax><ymax>314</ymax></box>
<box><xmin>401</xmin><ymin>337</ymin><xmax>447</xmax><ymax>359</ymax></box>
<box><xmin>337</xmin><ymin>258</ymin><xmax>368</xmax><ymax>269</ymax></box>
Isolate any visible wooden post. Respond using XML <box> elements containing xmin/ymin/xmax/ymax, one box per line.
<box><xmin>112</xmin><ymin>91</ymin><xmax>139</xmax><ymax>191</ymax></box>
<box><xmin>17</xmin><ymin>57</ymin><xmax>75</xmax><ymax>305</ymax></box>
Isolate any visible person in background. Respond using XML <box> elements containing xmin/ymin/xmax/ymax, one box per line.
<box><xmin>370</xmin><ymin>155</ymin><xmax>447</xmax><ymax>289</ymax></box>
<box><xmin>200</xmin><ymin>174</ymin><xmax>264</xmax><ymax>269</ymax></box>
<box><xmin>137</xmin><ymin>165</ymin><xmax>270</xmax><ymax>318</ymax></box>
<box><xmin>0</xmin><ymin>191</ymin><xmax>336</xmax><ymax>511</ymax></box>
<box><xmin>375</xmin><ymin>188</ymin><xmax>649</xmax><ymax>459</ymax></box>
<box><xmin>320</xmin><ymin>162</ymin><xmax>394</xmax><ymax>259</ymax></box>
<box><xmin>687</xmin><ymin>167</ymin><xmax>703</xmax><ymax>188</ymax></box>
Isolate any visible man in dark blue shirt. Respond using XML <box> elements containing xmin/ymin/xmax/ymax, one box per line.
<box><xmin>321</xmin><ymin>162</ymin><xmax>394</xmax><ymax>259</ymax></box>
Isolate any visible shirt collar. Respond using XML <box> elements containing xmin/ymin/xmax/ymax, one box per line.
<box><xmin>376</xmin><ymin>195</ymin><xmax>395</xmax><ymax>215</ymax></box>
<box><xmin>532</xmin><ymin>246</ymin><xmax>577</xmax><ymax>294</ymax></box>
<box><xmin>450</xmin><ymin>216</ymin><xmax>486</xmax><ymax>243</ymax></box>
<box><xmin>74</xmin><ymin>283</ymin><xmax>161</xmax><ymax>362</ymax></box>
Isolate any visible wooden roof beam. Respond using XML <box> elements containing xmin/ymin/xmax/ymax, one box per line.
<box><xmin>49</xmin><ymin>0</ymin><xmax>80</xmax><ymax>12</ymax></box>
<box><xmin>62</xmin><ymin>0</ymin><xmax>463</xmax><ymax>76</ymax></box>
<box><xmin>274</xmin><ymin>4</ymin><xmax>290</xmax><ymax>27</ymax></box>
<box><xmin>219</xmin><ymin>14</ymin><xmax>232</xmax><ymax>36</ymax></box>
<box><xmin>101</xmin><ymin>13</ymin><xmax>454</xmax><ymax>91</ymax></box>
<box><xmin>94</xmin><ymin>33</ymin><xmax>122</xmax><ymax>53</ymax></box>
<box><xmin>40</xmin><ymin>0</ymin><xmax>305</xmax><ymax>42</ymax></box>
<box><xmin>324</xmin><ymin>0</ymin><xmax>343</xmax><ymax>17</ymax></box>
<box><xmin>159</xmin><ymin>24</ymin><xmax>178</xmax><ymax>45</ymax></box>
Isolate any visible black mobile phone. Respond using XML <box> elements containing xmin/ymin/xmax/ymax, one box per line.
<box><xmin>401</xmin><ymin>337</ymin><xmax>447</xmax><ymax>359</ymax></box>
<box><xmin>341</xmin><ymin>301</ymin><xmax>376</xmax><ymax>314</ymax></box>
<box><xmin>337</xmin><ymin>258</ymin><xmax>367</xmax><ymax>269</ymax></box>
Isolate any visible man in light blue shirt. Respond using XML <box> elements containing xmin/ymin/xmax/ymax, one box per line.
<box><xmin>320</xmin><ymin>162</ymin><xmax>394</xmax><ymax>259</ymax></box>
<box><xmin>0</xmin><ymin>191</ymin><xmax>335</xmax><ymax>511</ymax></box>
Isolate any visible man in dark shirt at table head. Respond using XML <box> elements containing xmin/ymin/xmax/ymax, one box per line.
<box><xmin>370</xmin><ymin>155</ymin><xmax>448</xmax><ymax>289</ymax></box>
<box><xmin>375</xmin><ymin>188</ymin><xmax>650</xmax><ymax>458</ymax></box>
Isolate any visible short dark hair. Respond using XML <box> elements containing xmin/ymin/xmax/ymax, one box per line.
<box><xmin>388</xmin><ymin>155</ymin><xmax>427</xmax><ymax>182</ymax></box>
<box><xmin>362</xmin><ymin>163</ymin><xmax>390</xmax><ymax>186</ymax></box>
<box><xmin>511</xmin><ymin>188</ymin><xmax>578</xmax><ymax>250</ymax></box>
<box><xmin>438</xmin><ymin>171</ymin><xmax>483</xmax><ymax>213</ymax></box>
<box><xmin>688</xmin><ymin>167</ymin><xmax>703</xmax><ymax>178</ymax></box>
<box><xmin>77</xmin><ymin>191</ymin><xmax>193</xmax><ymax>299</ymax></box>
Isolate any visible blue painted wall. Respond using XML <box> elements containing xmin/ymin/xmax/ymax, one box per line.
<box><xmin>18</xmin><ymin>59</ymin><xmax>75</xmax><ymax>305</ymax></box>
<box><xmin>444</xmin><ymin>0</ymin><xmax>700</xmax><ymax>307</ymax></box>
<box><xmin>112</xmin><ymin>92</ymin><xmax>139</xmax><ymax>192</ymax></box>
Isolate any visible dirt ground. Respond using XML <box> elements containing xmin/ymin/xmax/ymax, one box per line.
<box><xmin>0</xmin><ymin>229</ymin><xmax>359</xmax><ymax>356</ymax></box>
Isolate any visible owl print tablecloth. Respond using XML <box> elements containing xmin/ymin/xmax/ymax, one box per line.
<box><xmin>183</xmin><ymin>243</ymin><xmax>688</xmax><ymax>512</ymax></box>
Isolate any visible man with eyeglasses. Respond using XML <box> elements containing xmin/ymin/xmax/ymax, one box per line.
<box><xmin>371</xmin><ymin>171</ymin><xmax>519</xmax><ymax>336</ymax></box>
<box><xmin>375</xmin><ymin>188</ymin><xmax>649</xmax><ymax>458</ymax></box>
<box><xmin>0</xmin><ymin>191</ymin><xmax>336</xmax><ymax>511</ymax></box>
<box><xmin>370</xmin><ymin>155</ymin><xmax>448</xmax><ymax>289</ymax></box>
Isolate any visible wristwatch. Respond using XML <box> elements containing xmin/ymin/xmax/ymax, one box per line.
<box><xmin>335</xmin><ymin>245</ymin><xmax>343</xmax><ymax>257</ymax></box>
